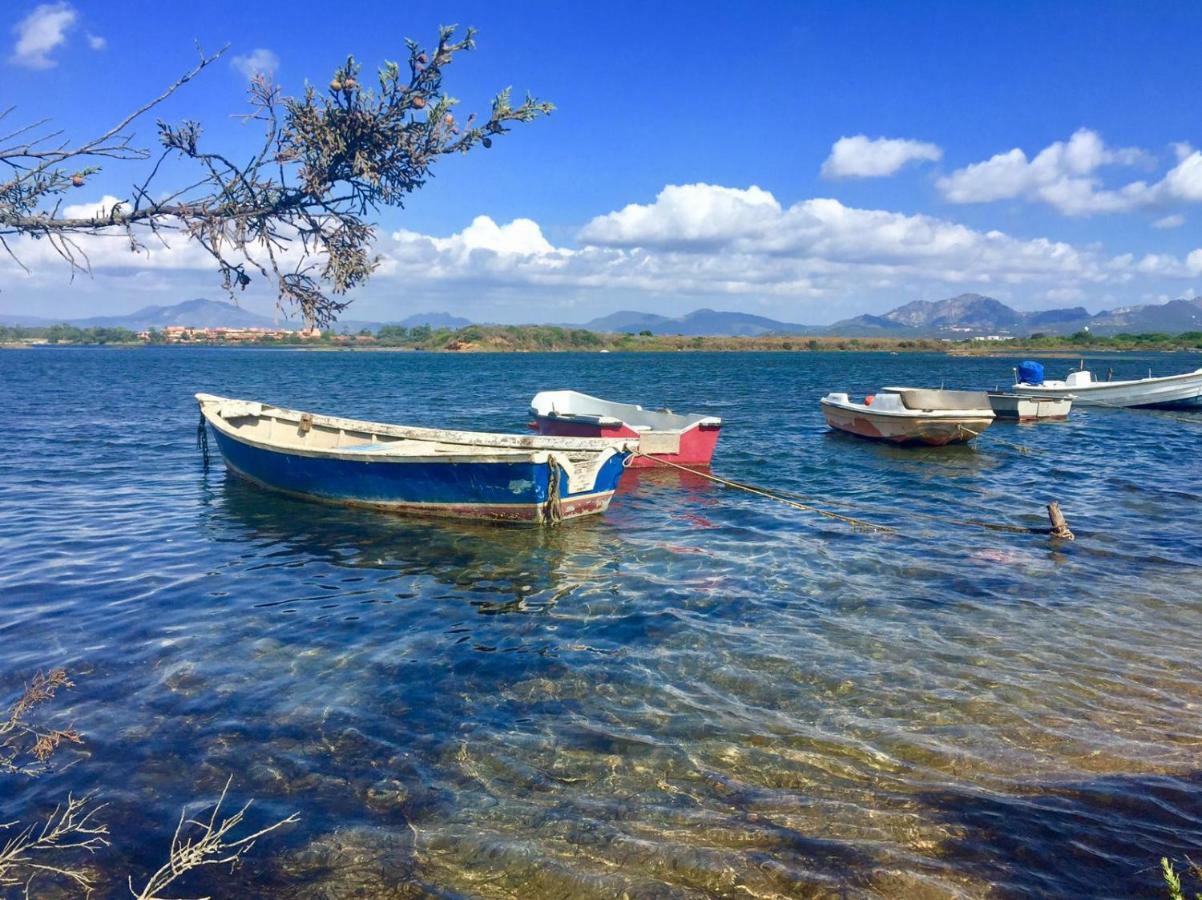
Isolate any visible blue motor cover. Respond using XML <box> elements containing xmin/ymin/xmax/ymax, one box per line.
<box><xmin>1017</xmin><ymin>360</ymin><xmax>1045</xmax><ymax>385</ymax></box>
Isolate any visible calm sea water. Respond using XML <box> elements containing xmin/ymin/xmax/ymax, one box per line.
<box><xmin>3</xmin><ymin>347</ymin><xmax>1202</xmax><ymax>898</ymax></box>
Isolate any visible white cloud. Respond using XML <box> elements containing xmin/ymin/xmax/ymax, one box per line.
<box><xmin>578</xmin><ymin>184</ymin><xmax>780</xmax><ymax>248</ymax></box>
<box><xmin>377</xmin><ymin>184</ymin><xmax>1202</xmax><ymax>307</ymax></box>
<box><xmin>1161</xmin><ymin>144</ymin><xmax>1202</xmax><ymax>202</ymax></box>
<box><xmin>427</xmin><ymin>215</ymin><xmax>555</xmax><ymax>256</ymax></box>
<box><xmin>86</xmin><ymin>32</ymin><xmax>104</xmax><ymax>50</ymax></box>
<box><xmin>576</xmin><ymin>184</ymin><xmax>1092</xmax><ymax>281</ymax></box>
<box><xmin>7</xmin><ymin>184</ymin><xmax>1202</xmax><ymax>323</ymax></box>
<box><xmin>9</xmin><ymin>2</ymin><xmax>76</xmax><ymax>69</ymax></box>
<box><xmin>231</xmin><ymin>48</ymin><xmax>279</xmax><ymax>80</ymax></box>
<box><xmin>61</xmin><ymin>194</ymin><xmax>127</xmax><ymax>220</ymax></box>
<box><xmin>1043</xmin><ymin>287</ymin><xmax>1086</xmax><ymax>302</ymax></box>
<box><xmin>820</xmin><ymin>135</ymin><xmax>943</xmax><ymax>179</ymax></box>
<box><xmin>1152</xmin><ymin>213</ymin><xmax>1185</xmax><ymax>229</ymax></box>
<box><xmin>935</xmin><ymin>128</ymin><xmax>1202</xmax><ymax>216</ymax></box>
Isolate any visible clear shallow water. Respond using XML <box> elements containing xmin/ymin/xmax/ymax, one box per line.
<box><xmin>2</xmin><ymin>347</ymin><xmax>1202</xmax><ymax>898</ymax></box>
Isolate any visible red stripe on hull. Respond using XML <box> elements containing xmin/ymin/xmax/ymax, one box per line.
<box><xmin>533</xmin><ymin>417</ymin><xmax>721</xmax><ymax>467</ymax></box>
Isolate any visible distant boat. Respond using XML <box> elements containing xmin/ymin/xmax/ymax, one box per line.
<box><xmin>1013</xmin><ymin>365</ymin><xmax>1202</xmax><ymax>409</ymax></box>
<box><xmin>986</xmin><ymin>392</ymin><xmax>1073</xmax><ymax>421</ymax></box>
<box><xmin>820</xmin><ymin>387</ymin><xmax>995</xmax><ymax>445</ymax></box>
<box><xmin>196</xmin><ymin>394</ymin><xmax>632</xmax><ymax>524</ymax></box>
<box><xmin>530</xmin><ymin>390</ymin><xmax>722</xmax><ymax>467</ymax></box>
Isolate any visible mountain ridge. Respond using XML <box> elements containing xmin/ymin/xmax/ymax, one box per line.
<box><xmin>0</xmin><ymin>299</ymin><xmax>470</xmax><ymax>333</ymax></box>
<box><xmin>4</xmin><ymin>294</ymin><xmax>1201</xmax><ymax>337</ymax></box>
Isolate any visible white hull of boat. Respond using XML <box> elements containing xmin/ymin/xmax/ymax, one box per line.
<box><xmin>1013</xmin><ymin>368</ymin><xmax>1202</xmax><ymax>409</ymax></box>
<box><xmin>821</xmin><ymin>389</ymin><xmax>995</xmax><ymax>446</ymax></box>
<box><xmin>987</xmin><ymin>393</ymin><xmax>1072</xmax><ymax>421</ymax></box>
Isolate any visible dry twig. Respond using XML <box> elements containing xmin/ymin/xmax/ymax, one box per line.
<box><xmin>0</xmin><ymin>794</ymin><xmax>110</xmax><ymax>896</ymax></box>
<box><xmin>0</xmin><ymin>669</ymin><xmax>82</xmax><ymax>776</ymax></box>
<box><xmin>130</xmin><ymin>776</ymin><xmax>299</xmax><ymax>900</ymax></box>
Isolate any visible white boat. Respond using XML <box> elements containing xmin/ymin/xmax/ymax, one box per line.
<box><xmin>1013</xmin><ymin>367</ymin><xmax>1202</xmax><ymax>409</ymax></box>
<box><xmin>820</xmin><ymin>388</ymin><xmax>995</xmax><ymax>445</ymax></box>
<box><xmin>986</xmin><ymin>393</ymin><xmax>1073</xmax><ymax>421</ymax></box>
<box><xmin>529</xmin><ymin>390</ymin><xmax>722</xmax><ymax>467</ymax></box>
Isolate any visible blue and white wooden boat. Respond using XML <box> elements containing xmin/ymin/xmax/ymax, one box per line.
<box><xmin>196</xmin><ymin>394</ymin><xmax>633</xmax><ymax>524</ymax></box>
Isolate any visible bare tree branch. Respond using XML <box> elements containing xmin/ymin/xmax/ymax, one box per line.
<box><xmin>0</xmin><ymin>27</ymin><xmax>553</xmax><ymax>327</ymax></box>
<box><xmin>130</xmin><ymin>776</ymin><xmax>298</xmax><ymax>900</ymax></box>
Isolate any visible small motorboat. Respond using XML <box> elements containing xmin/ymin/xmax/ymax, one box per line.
<box><xmin>986</xmin><ymin>392</ymin><xmax>1073</xmax><ymax>421</ymax></box>
<box><xmin>820</xmin><ymin>387</ymin><xmax>995</xmax><ymax>445</ymax></box>
<box><xmin>1012</xmin><ymin>360</ymin><xmax>1202</xmax><ymax>409</ymax></box>
<box><xmin>196</xmin><ymin>394</ymin><xmax>633</xmax><ymax>524</ymax></box>
<box><xmin>529</xmin><ymin>390</ymin><xmax>722</xmax><ymax>467</ymax></box>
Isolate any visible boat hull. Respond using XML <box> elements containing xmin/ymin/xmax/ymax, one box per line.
<box><xmin>529</xmin><ymin>390</ymin><xmax>722</xmax><ymax>467</ymax></box>
<box><xmin>532</xmin><ymin>416</ymin><xmax>721</xmax><ymax>467</ymax></box>
<box><xmin>820</xmin><ymin>405</ymin><xmax>992</xmax><ymax>445</ymax></box>
<box><xmin>210</xmin><ymin>428</ymin><xmax>623</xmax><ymax>523</ymax></box>
<box><xmin>1013</xmin><ymin>369</ymin><xmax>1202</xmax><ymax>409</ymax></box>
<box><xmin>987</xmin><ymin>393</ymin><xmax>1072</xmax><ymax>421</ymax></box>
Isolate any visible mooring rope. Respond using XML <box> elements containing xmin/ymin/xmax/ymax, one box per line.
<box><xmin>196</xmin><ymin>411</ymin><xmax>210</xmax><ymax>472</ymax></box>
<box><xmin>543</xmin><ymin>456</ymin><xmax>564</xmax><ymax>525</ymax></box>
<box><xmin>958</xmin><ymin>424</ymin><xmax>1033</xmax><ymax>455</ymax></box>
<box><xmin>634</xmin><ymin>453</ymin><xmax>1060</xmax><ymax>537</ymax></box>
<box><xmin>764</xmin><ymin>484</ymin><xmax>1050</xmax><ymax>536</ymax></box>
<box><xmin>632</xmin><ymin>453</ymin><xmax>893</xmax><ymax>533</ymax></box>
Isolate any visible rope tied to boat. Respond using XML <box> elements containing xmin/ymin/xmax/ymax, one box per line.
<box><xmin>632</xmin><ymin>453</ymin><xmax>893</xmax><ymax>533</ymax></box>
<box><xmin>543</xmin><ymin>455</ymin><xmax>564</xmax><ymax>525</ymax></box>
<box><xmin>958</xmin><ymin>424</ymin><xmax>1032</xmax><ymax>455</ymax></box>
<box><xmin>196</xmin><ymin>410</ymin><xmax>210</xmax><ymax>472</ymax></box>
<box><xmin>633</xmin><ymin>453</ymin><xmax>1073</xmax><ymax>539</ymax></box>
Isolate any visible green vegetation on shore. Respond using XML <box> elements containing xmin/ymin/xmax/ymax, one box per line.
<box><xmin>1</xmin><ymin>324</ymin><xmax>141</xmax><ymax>345</ymax></box>
<box><xmin>4</xmin><ymin>322</ymin><xmax>1202</xmax><ymax>353</ymax></box>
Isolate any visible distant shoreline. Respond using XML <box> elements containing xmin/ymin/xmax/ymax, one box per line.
<box><xmin>4</xmin><ymin>340</ymin><xmax>1200</xmax><ymax>357</ymax></box>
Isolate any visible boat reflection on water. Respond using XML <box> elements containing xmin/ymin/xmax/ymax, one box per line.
<box><xmin>209</xmin><ymin>474</ymin><xmax>628</xmax><ymax>615</ymax></box>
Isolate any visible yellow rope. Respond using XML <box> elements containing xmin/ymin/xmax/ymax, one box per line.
<box><xmin>959</xmin><ymin>424</ymin><xmax>1032</xmax><ymax>455</ymax></box>
<box><xmin>636</xmin><ymin>453</ymin><xmax>1051</xmax><ymax>537</ymax></box>
<box><xmin>633</xmin><ymin>453</ymin><xmax>893</xmax><ymax>533</ymax></box>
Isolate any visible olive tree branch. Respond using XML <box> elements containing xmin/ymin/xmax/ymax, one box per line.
<box><xmin>0</xmin><ymin>26</ymin><xmax>553</xmax><ymax>327</ymax></box>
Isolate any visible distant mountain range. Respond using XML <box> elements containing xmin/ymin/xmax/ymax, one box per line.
<box><xmin>4</xmin><ymin>294</ymin><xmax>1200</xmax><ymax>338</ymax></box>
<box><xmin>581</xmin><ymin>308</ymin><xmax>809</xmax><ymax>336</ymax></box>
<box><xmin>826</xmin><ymin>293</ymin><xmax>1202</xmax><ymax>337</ymax></box>
<box><xmin>0</xmin><ymin>299</ymin><xmax>470</xmax><ymax>333</ymax></box>
<box><xmin>578</xmin><ymin>295</ymin><xmax>1202</xmax><ymax>337</ymax></box>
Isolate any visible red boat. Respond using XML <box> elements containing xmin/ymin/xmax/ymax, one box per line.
<box><xmin>530</xmin><ymin>390</ymin><xmax>722</xmax><ymax>468</ymax></box>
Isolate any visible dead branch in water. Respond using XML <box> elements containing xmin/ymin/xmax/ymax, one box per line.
<box><xmin>1</xmin><ymin>669</ymin><xmax>297</xmax><ymax>897</ymax></box>
<box><xmin>0</xmin><ymin>668</ymin><xmax>83</xmax><ymax>776</ymax></box>
<box><xmin>0</xmin><ymin>793</ymin><xmax>110</xmax><ymax>896</ymax></box>
<box><xmin>130</xmin><ymin>776</ymin><xmax>299</xmax><ymax>900</ymax></box>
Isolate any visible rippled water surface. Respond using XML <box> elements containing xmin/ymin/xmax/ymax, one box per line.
<box><xmin>3</xmin><ymin>348</ymin><xmax>1202</xmax><ymax>898</ymax></box>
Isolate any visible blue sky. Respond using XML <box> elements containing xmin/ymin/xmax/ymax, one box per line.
<box><xmin>3</xmin><ymin>0</ymin><xmax>1202</xmax><ymax>324</ymax></box>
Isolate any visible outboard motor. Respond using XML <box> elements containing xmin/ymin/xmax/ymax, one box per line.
<box><xmin>1017</xmin><ymin>360</ymin><xmax>1045</xmax><ymax>386</ymax></box>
